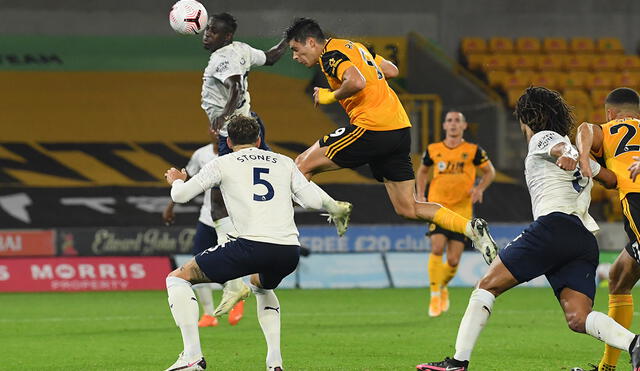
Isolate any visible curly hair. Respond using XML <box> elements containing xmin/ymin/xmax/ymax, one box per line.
<box><xmin>514</xmin><ymin>86</ymin><xmax>574</xmax><ymax>136</ymax></box>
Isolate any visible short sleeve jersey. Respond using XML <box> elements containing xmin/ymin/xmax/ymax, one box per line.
<box><xmin>201</xmin><ymin>41</ymin><xmax>267</xmax><ymax>136</ymax></box>
<box><xmin>599</xmin><ymin>118</ymin><xmax>640</xmax><ymax>199</ymax></box>
<box><xmin>319</xmin><ymin>38</ymin><xmax>411</xmax><ymax>132</ymax></box>
<box><xmin>185</xmin><ymin>144</ymin><xmax>217</xmax><ymax>227</ymax></box>
<box><xmin>422</xmin><ymin>141</ymin><xmax>490</xmax><ymax>218</ymax></box>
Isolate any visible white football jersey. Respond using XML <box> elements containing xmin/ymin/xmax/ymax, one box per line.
<box><xmin>201</xmin><ymin>41</ymin><xmax>267</xmax><ymax>136</ymax></box>
<box><xmin>172</xmin><ymin>147</ymin><xmax>321</xmax><ymax>246</ymax></box>
<box><xmin>185</xmin><ymin>144</ymin><xmax>217</xmax><ymax>227</ymax></box>
<box><xmin>525</xmin><ymin>130</ymin><xmax>601</xmax><ymax>233</ymax></box>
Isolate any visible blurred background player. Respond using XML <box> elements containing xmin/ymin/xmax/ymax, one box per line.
<box><xmin>576</xmin><ymin>87</ymin><xmax>640</xmax><ymax>371</ymax></box>
<box><xmin>416</xmin><ymin>87</ymin><xmax>627</xmax><ymax>371</ymax></box>
<box><xmin>200</xmin><ymin>12</ymin><xmax>288</xmax><ymax>315</ymax></box>
<box><xmin>285</xmin><ymin>18</ymin><xmax>498</xmax><ymax>262</ymax></box>
<box><xmin>416</xmin><ymin>111</ymin><xmax>495</xmax><ymax>317</ymax></box>
<box><xmin>163</xmin><ymin>116</ymin><xmax>344</xmax><ymax>371</ymax></box>
<box><xmin>163</xmin><ymin>128</ymin><xmax>245</xmax><ymax>327</ymax></box>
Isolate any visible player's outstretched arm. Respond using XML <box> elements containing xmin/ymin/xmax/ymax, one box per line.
<box><xmin>263</xmin><ymin>38</ymin><xmax>288</xmax><ymax>66</ymax></box>
<box><xmin>212</xmin><ymin>75</ymin><xmax>242</xmax><ymax>131</ymax></box>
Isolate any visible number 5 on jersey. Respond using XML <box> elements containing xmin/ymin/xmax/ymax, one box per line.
<box><xmin>253</xmin><ymin>167</ymin><xmax>274</xmax><ymax>201</ymax></box>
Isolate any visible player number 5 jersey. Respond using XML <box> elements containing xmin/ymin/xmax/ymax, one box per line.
<box><xmin>186</xmin><ymin>147</ymin><xmax>310</xmax><ymax>246</ymax></box>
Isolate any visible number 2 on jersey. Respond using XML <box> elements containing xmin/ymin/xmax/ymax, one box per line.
<box><xmin>253</xmin><ymin>167</ymin><xmax>274</xmax><ymax>201</ymax></box>
<box><xmin>611</xmin><ymin>123</ymin><xmax>640</xmax><ymax>156</ymax></box>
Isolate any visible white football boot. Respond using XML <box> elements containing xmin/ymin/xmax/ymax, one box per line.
<box><xmin>323</xmin><ymin>201</ymin><xmax>353</xmax><ymax>237</ymax></box>
<box><xmin>165</xmin><ymin>352</ymin><xmax>206</xmax><ymax>371</ymax></box>
<box><xmin>213</xmin><ymin>278</ymin><xmax>250</xmax><ymax>317</ymax></box>
<box><xmin>469</xmin><ymin>218</ymin><xmax>498</xmax><ymax>265</ymax></box>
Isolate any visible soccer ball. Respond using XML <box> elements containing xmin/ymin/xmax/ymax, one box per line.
<box><xmin>169</xmin><ymin>0</ymin><xmax>208</xmax><ymax>35</ymax></box>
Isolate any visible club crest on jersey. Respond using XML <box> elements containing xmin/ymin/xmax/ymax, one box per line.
<box><xmin>240</xmin><ymin>58</ymin><xmax>246</xmax><ymax>65</ymax></box>
<box><xmin>462</xmin><ymin>153</ymin><xmax>468</xmax><ymax>160</ymax></box>
<box><xmin>328</xmin><ymin>58</ymin><xmax>342</xmax><ymax>70</ymax></box>
<box><xmin>437</xmin><ymin>161</ymin><xmax>447</xmax><ymax>171</ymax></box>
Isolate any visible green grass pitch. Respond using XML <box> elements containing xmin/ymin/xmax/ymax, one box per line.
<box><xmin>0</xmin><ymin>287</ymin><xmax>630</xmax><ymax>370</ymax></box>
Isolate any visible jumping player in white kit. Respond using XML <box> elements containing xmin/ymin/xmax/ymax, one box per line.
<box><xmin>200</xmin><ymin>13</ymin><xmax>350</xmax><ymax>317</ymax></box>
<box><xmin>416</xmin><ymin>87</ymin><xmax>640</xmax><ymax>371</ymax></box>
<box><xmin>163</xmin><ymin>116</ymin><xmax>347</xmax><ymax>371</ymax></box>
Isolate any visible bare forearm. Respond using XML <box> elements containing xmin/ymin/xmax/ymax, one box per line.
<box><xmin>333</xmin><ymin>79</ymin><xmax>363</xmax><ymax>100</ymax></box>
<box><xmin>476</xmin><ymin>169</ymin><xmax>495</xmax><ymax>192</ymax></box>
<box><xmin>264</xmin><ymin>38</ymin><xmax>287</xmax><ymax>66</ymax></box>
<box><xmin>576</xmin><ymin>123</ymin><xmax>594</xmax><ymax>160</ymax></box>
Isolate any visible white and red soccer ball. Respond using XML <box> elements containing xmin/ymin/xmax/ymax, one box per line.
<box><xmin>169</xmin><ymin>0</ymin><xmax>208</xmax><ymax>35</ymax></box>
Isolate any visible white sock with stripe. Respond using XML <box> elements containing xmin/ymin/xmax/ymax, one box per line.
<box><xmin>586</xmin><ymin>310</ymin><xmax>636</xmax><ymax>350</ymax></box>
<box><xmin>252</xmin><ymin>285</ymin><xmax>282</xmax><ymax>369</ymax></box>
<box><xmin>166</xmin><ymin>276</ymin><xmax>202</xmax><ymax>359</ymax></box>
<box><xmin>453</xmin><ymin>288</ymin><xmax>495</xmax><ymax>362</ymax></box>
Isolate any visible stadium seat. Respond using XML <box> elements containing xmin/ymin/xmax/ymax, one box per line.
<box><xmin>597</xmin><ymin>37</ymin><xmax>624</xmax><ymax>54</ymax></box>
<box><xmin>466</xmin><ymin>54</ymin><xmax>486</xmax><ymax>71</ymax></box>
<box><xmin>563</xmin><ymin>54</ymin><xmax>592</xmax><ymax>71</ymax></box>
<box><xmin>489</xmin><ymin>37</ymin><xmax>514</xmax><ymax>53</ymax></box>
<box><xmin>536</xmin><ymin>54</ymin><xmax>564</xmax><ymax>71</ymax></box>
<box><xmin>590</xmin><ymin>88</ymin><xmax>610</xmax><ymax>106</ymax></box>
<box><xmin>573</xmin><ymin>104</ymin><xmax>592</xmax><ymax>124</ymax></box>
<box><xmin>585</xmin><ymin>72</ymin><xmax>615</xmax><ymax>90</ymax></box>
<box><xmin>591</xmin><ymin>54</ymin><xmax>619</xmax><ymax>71</ymax></box>
<box><xmin>503</xmin><ymin>73</ymin><xmax>530</xmax><ymax>90</ymax></box>
<box><xmin>589</xmin><ymin>107</ymin><xmax>607</xmax><ymax>123</ymax></box>
<box><xmin>613</xmin><ymin>72</ymin><xmax>640</xmax><ymax>88</ymax></box>
<box><xmin>508</xmin><ymin>54</ymin><xmax>536</xmax><ymax>71</ymax></box>
<box><xmin>618</xmin><ymin>55</ymin><xmax>640</xmax><ymax>71</ymax></box>
<box><xmin>530</xmin><ymin>72</ymin><xmax>558</xmax><ymax>90</ymax></box>
<box><xmin>482</xmin><ymin>54</ymin><xmax>509</xmax><ymax>71</ymax></box>
<box><xmin>461</xmin><ymin>37</ymin><xmax>487</xmax><ymax>56</ymax></box>
<box><xmin>570</xmin><ymin>37</ymin><xmax>596</xmax><ymax>54</ymax></box>
<box><xmin>543</xmin><ymin>38</ymin><xmax>568</xmax><ymax>54</ymax></box>
<box><xmin>486</xmin><ymin>70</ymin><xmax>509</xmax><ymax>89</ymax></box>
<box><xmin>507</xmin><ymin>88</ymin><xmax>525</xmax><ymax>107</ymax></box>
<box><xmin>563</xmin><ymin>89</ymin><xmax>591</xmax><ymax>106</ymax></box>
<box><xmin>515</xmin><ymin>37</ymin><xmax>541</xmax><ymax>53</ymax></box>
<box><xmin>557</xmin><ymin>71</ymin><xmax>588</xmax><ymax>90</ymax></box>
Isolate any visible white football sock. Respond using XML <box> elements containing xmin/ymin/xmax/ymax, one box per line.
<box><xmin>453</xmin><ymin>288</ymin><xmax>495</xmax><ymax>362</ymax></box>
<box><xmin>213</xmin><ymin>216</ymin><xmax>237</xmax><ymax>244</ymax></box>
<box><xmin>586</xmin><ymin>311</ymin><xmax>636</xmax><ymax>351</ymax></box>
<box><xmin>309</xmin><ymin>181</ymin><xmax>340</xmax><ymax>214</ymax></box>
<box><xmin>166</xmin><ymin>276</ymin><xmax>202</xmax><ymax>359</ymax></box>
<box><xmin>252</xmin><ymin>285</ymin><xmax>282</xmax><ymax>369</ymax></box>
<box><xmin>193</xmin><ymin>284</ymin><xmax>215</xmax><ymax>316</ymax></box>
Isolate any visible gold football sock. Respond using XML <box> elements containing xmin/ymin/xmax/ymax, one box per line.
<box><xmin>599</xmin><ymin>294</ymin><xmax>633</xmax><ymax>370</ymax></box>
<box><xmin>428</xmin><ymin>253</ymin><xmax>443</xmax><ymax>295</ymax></box>
<box><xmin>442</xmin><ymin>262</ymin><xmax>459</xmax><ymax>287</ymax></box>
<box><xmin>433</xmin><ymin>207</ymin><xmax>469</xmax><ymax>236</ymax></box>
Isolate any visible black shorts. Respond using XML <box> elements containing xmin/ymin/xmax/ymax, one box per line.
<box><xmin>192</xmin><ymin>222</ymin><xmax>217</xmax><ymax>256</ymax></box>
<box><xmin>319</xmin><ymin>125</ymin><xmax>415</xmax><ymax>182</ymax></box>
<box><xmin>194</xmin><ymin>238</ymin><xmax>299</xmax><ymax>290</ymax></box>
<box><xmin>426</xmin><ymin>223</ymin><xmax>468</xmax><ymax>244</ymax></box>
<box><xmin>498</xmin><ymin>212</ymin><xmax>599</xmax><ymax>301</ymax></box>
<box><xmin>622</xmin><ymin>193</ymin><xmax>640</xmax><ymax>264</ymax></box>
